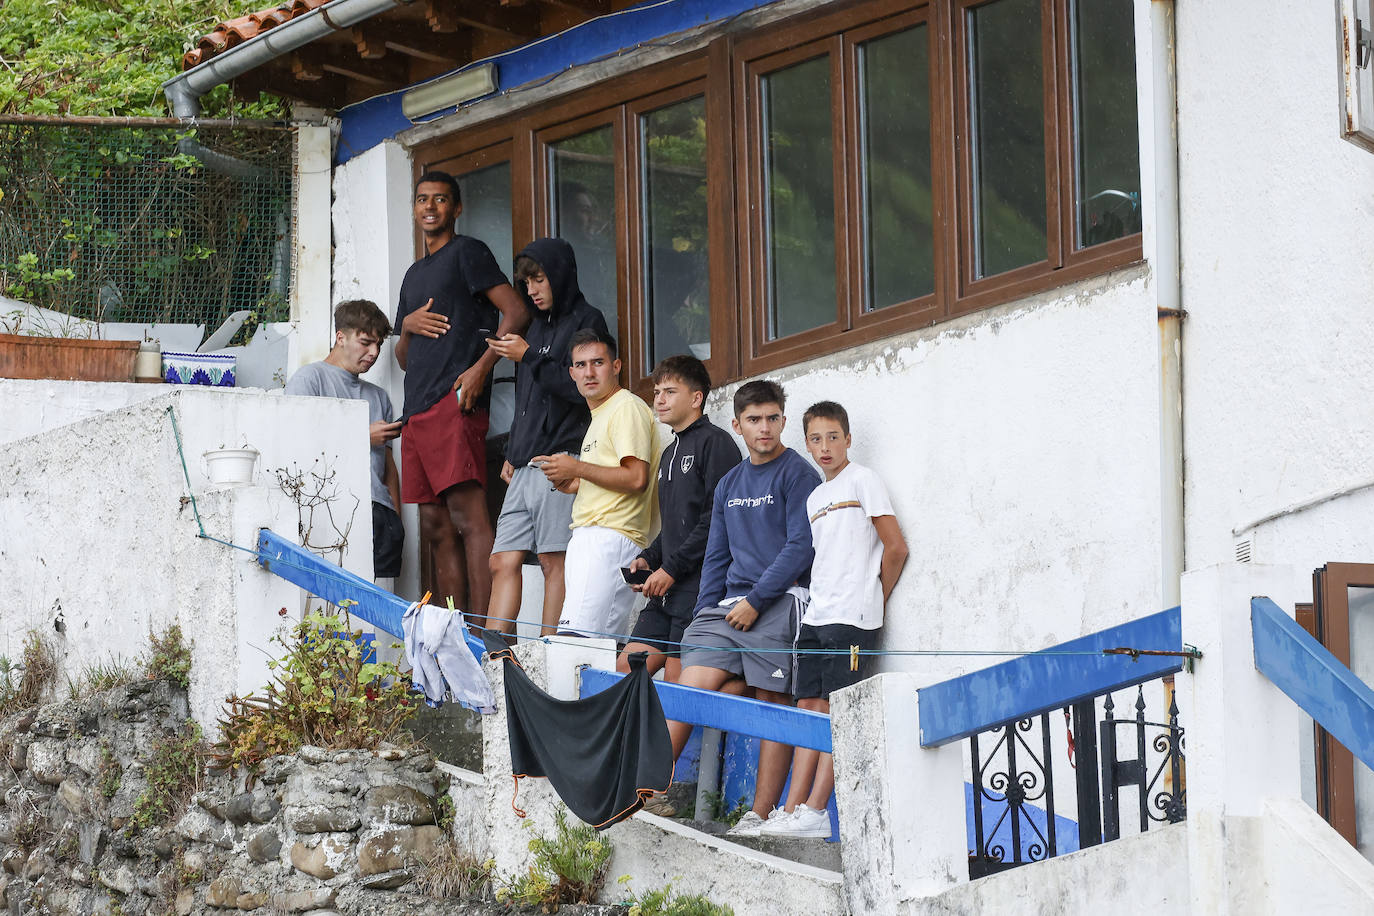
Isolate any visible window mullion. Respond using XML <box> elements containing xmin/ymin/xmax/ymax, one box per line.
<box><xmin>1042</xmin><ymin>0</ymin><xmax>1066</xmax><ymax>270</ymax></box>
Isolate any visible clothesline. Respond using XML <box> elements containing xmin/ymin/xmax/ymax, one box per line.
<box><xmin>167</xmin><ymin>405</ymin><xmax>1176</xmax><ymax>661</ymax></box>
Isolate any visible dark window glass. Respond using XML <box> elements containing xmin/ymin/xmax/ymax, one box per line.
<box><xmin>455</xmin><ymin>162</ymin><xmax>512</xmax><ymax>267</ymax></box>
<box><xmin>549</xmin><ymin>126</ymin><xmax>618</xmax><ymax>337</ymax></box>
<box><xmin>859</xmin><ymin>24</ymin><xmax>934</xmax><ymax>311</ymax></box>
<box><xmin>641</xmin><ymin>96</ymin><xmax>709</xmax><ymax>364</ymax></box>
<box><xmin>762</xmin><ymin>56</ymin><xmax>837</xmax><ymax>340</ymax></box>
<box><xmin>1073</xmin><ymin>0</ymin><xmax>1141</xmax><ymax>248</ymax></box>
<box><xmin>968</xmin><ymin>0</ymin><xmax>1047</xmax><ymax>278</ymax></box>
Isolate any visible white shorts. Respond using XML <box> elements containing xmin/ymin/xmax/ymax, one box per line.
<box><xmin>557</xmin><ymin>525</ymin><xmax>642</xmax><ymax>638</ymax></box>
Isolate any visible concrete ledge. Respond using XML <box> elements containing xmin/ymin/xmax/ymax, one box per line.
<box><xmin>604</xmin><ymin>812</ymin><xmax>845</xmax><ymax>915</ymax></box>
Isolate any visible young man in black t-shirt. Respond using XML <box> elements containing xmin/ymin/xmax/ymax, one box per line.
<box><xmin>394</xmin><ymin>171</ymin><xmax>528</xmax><ymax>626</ymax></box>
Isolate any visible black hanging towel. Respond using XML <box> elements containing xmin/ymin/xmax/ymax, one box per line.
<box><xmin>482</xmin><ymin>632</ymin><xmax>673</xmax><ymax>829</ymax></box>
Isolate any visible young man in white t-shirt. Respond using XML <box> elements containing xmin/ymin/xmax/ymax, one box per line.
<box><xmin>762</xmin><ymin>400</ymin><xmax>909</xmax><ymax>838</ymax></box>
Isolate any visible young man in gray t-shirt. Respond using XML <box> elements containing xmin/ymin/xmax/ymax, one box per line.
<box><xmin>285</xmin><ymin>299</ymin><xmax>404</xmax><ymax>580</ymax></box>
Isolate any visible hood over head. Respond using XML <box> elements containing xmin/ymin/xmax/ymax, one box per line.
<box><xmin>516</xmin><ymin>237</ymin><xmax>589</xmax><ymax>319</ymax></box>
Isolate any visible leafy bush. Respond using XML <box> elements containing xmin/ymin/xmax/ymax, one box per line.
<box><xmin>146</xmin><ymin>624</ymin><xmax>193</xmax><ymax>688</ymax></box>
<box><xmin>497</xmin><ymin>807</ymin><xmax>611</xmax><ymax>907</ymax></box>
<box><xmin>212</xmin><ymin>609</ymin><xmax>416</xmax><ymax>773</ymax></box>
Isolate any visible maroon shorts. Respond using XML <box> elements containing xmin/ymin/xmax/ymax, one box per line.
<box><xmin>400</xmin><ymin>395</ymin><xmax>489</xmax><ymax>504</ymax></box>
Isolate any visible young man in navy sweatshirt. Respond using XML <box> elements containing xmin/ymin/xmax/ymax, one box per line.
<box><xmin>485</xmin><ymin>238</ymin><xmax>609</xmax><ymax>635</ymax></box>
<box><xmin>671</xmin><ymin>379</ymin><xmax>821</xmax><ymax>836</ymax></box>
<box><xmin>618</xmin><ymin>355</ymin><xmax>741</xmax><ymax>683</ymax></box>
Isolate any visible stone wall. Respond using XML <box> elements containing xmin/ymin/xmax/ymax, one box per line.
<box><xmin>0</xmin><ymin>680</ymin><xmax>481</xmax><ymax>916</ymax></box>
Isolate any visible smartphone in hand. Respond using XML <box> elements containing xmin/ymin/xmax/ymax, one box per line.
<box><xmin>620</xmin><ymin>567</ymin><xmax>651</xmax><ymax>586</ymax></box>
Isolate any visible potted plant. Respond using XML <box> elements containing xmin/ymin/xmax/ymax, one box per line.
<box><xmin>0</xmin><ymin>291</ymin><xmax>137</xmax><ymax>384</ymax></box>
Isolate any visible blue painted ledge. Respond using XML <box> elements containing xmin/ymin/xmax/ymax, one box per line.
<box><xmin>256</xmin><ymin>528</ymin><xmax>484</xmax><ymax>658</ymax></box>
<box><xmin>1252</xmin><ymin>596</ymin><xmax>1374</xmax><ymax>772</ymax></box>
<box><xmin>580</xmin><ymin>667</ymin><xmax>832</xmax><ymax>752</ymax></box>
<box><xmin>918</xmin><ymin>607</ymin><xmax>1183</xmax><ymax>748</ymax></box>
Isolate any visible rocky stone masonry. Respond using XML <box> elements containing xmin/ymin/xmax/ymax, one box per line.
<box><xmin>0</xmin><ymin>679</ymin><xmax>499</xmax><ymax>916</ymax></box>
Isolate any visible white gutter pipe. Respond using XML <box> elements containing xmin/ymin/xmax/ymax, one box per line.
<box><xmin>161</xmin><ymin>0</ymin><xmax>410</xmax><ymax>121</ymax></box>
<box><xmin>1150</xmin><ymin>0</ymin><xmax>1184</xmax><ymax>609</ymax></box>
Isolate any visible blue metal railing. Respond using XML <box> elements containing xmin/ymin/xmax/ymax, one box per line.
<box><xmin>1252</xmin><ymin>596</ymin><xmax>1374</xmax><ymax>772</ymax></box>
<box><xmin>255</xmin><ymin>528</ymin><xmax>484</xmax><ymax>658</ymax></box>
<box><xmin>917</xmin><ymin>607</ymin><xmax>1184</xmax><ymax>748</ymax></box>
<box><xmin>579</xmin><ymin>667</ymin><xmax>832</xmax><ymax>752</ymax></box>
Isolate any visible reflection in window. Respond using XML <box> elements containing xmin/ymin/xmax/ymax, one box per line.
<box><xmin>641</xmin><ymin>97</ymin><xmax>709</xmax><ymax>364</ymax></box>
<box><xmin>762</xmin><ymin>56</ymin><xmax>836</xmax><ymax>340</ymax></box>
<box><xmin>1073</xmin><ymin>0</ymin><xmax>1140</xmax><ymax>248</ymax></box>
<box><xmin>968</xmin><ymin>0</ymin><xmax>1047</xmax><ymax>278</ymax></box>
<box><xmin>549</xmin><ymin>126</ymin><xmax>619</xmax><ymax>337</ymax></box>
<box><xmin>859</xmin><ymin>25</ymin><xmax>934</xmax><ymax>311</ymax></box>
<box><xmin>455</xmin><ymin>162</ymin><xmax>513</xmax><ymax>267</ymax></box>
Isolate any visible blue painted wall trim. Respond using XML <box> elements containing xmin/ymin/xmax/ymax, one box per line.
<box><xmin>256</xmin><ymin>528</ymin><xmax>484</xmax><ymax>658</ymax></box>
<box><xmin>336</xmin><ymin>0</ymin><xmax>778</xmax><ymax>165</ymax></box>
<box><xmin>917</xmin><ymin>607</ymin><xmax>1183</xmax><ymax>748</ymax></box>
<box><xmin>1252</xmin><ymin>596</ymin><xmax>1374</xmax><ymax>773</ymax></box>
<box><xmin>580</xmin><ymin>666</ymin><xmax>832</xmax><ymax>751</ymax></box>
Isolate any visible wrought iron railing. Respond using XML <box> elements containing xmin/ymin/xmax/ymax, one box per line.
<box><xmin>967</xmin><ymin>681</ymin><xmax>1186</xmax><ymax>879</ymax></box>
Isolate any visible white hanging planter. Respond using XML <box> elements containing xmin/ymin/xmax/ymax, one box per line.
<box><xmin>202</xmin><ymin>446</ymin><xmax>260</xmax><ymax>485</ymax></box>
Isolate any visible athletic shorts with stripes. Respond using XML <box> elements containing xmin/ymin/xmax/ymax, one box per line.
<box><xmin>679</xmin><ymin>589</ymin><xmax>807</xmax><ymax>694</ymax></box>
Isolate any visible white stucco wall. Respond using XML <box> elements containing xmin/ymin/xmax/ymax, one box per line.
<box><xmin>1177</xmin><ymin>2</ymin><xmax>1374</xmax><ymax>581</ymax></box>
<box><xmin>0</xmin><ymin>383</ymin><xmax>375</xmax><ymax>730</ymax></box>
<box><xmin>697</xmin><ymin>265</ymin><xmax>1163</xmax><ymax>687</ymax></box>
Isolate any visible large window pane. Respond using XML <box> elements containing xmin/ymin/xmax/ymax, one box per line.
<box><xmin>641</xmin><ymin>97</ymin><xmax>709</xmax><ymax>364</ymax></box>
<box><xmin>549</xmin><ymin>126</ymin><xmax>619</xmax><ymax>337</ymax></box>
<box><xmin>762</xmin><ymin>56</ymin><xmax>836</xmax><ymax>340</ymax></box>
<box><xmin>1073</xmin><ymin>0</ymin><xmax>1140</xmax><ymax>248</ymax></box>
<box><xmin>455</xmin><ymin>162</ymin><xmax>512</xmax><ymax>267</ymax></box>
<box><xmin>859</xmin><ymin>25</ymin><xmax>934</xmax><ymax>311</ymax></box>
<box><xmin>968</xmin><ymin>0</ymin><xmax>1046</xmax><ymax>278</ymax></box>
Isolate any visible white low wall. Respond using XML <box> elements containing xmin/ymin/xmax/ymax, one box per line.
<box><xmin>0</xmin><ymin>383</ymin><xmax>375</xmax><ymax>731</ymax></box>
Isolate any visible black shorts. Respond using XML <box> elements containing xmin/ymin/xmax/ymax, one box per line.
<box><xmin>793</xmin><ymin>623</ymin><xmax>878</xmax><ymax>701</ymax></box>
<box><xmin>628</xmin><ymin>598</ymin><xmax>688</xmax><ymax>657</ymax></box>
<box><xmin>372</xmin><ymin>502</ymin><xmax>404</xmax><ymax>579</ymax></box>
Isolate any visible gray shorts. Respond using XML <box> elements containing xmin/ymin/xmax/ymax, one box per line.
<box><xmin>492</xmin><ymin>463</ymin><xmax>575</xmax><ymax>555</ymax></box>
<box><xmin>680</xmin><ymin>590</ymin><xmax>806</xmax><ymax>694</ymax></box>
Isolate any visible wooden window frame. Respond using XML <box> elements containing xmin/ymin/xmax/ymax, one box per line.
<box><xmin>626</xmin><ymin>80</ymin><xmax>719</xmax><ymax>389</ymax></box>
<box><xmin>1309</xmin><ymin>562</ymin><xmax>1374</xmax><ymax>848</ymax></box>
<box><xmin>408</xmin><ymin>0</ymin><xmax>1143</xmax><ymax>388</ymax></box>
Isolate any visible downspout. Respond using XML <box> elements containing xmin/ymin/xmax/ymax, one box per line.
<box><xmin>160</xmin><ymin>0</ymin><xmax>409</xmax><ymax>175</ymax></box>
<box><xmin>1152</xmin><ymin>0</ymin><xmax>1185</xmax><ymax>610</ymax></box>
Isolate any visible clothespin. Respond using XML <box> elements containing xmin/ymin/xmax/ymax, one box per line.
<box><xmin>419</xmin><ymin>590</ymin><xmax>432</xmax><ymax>607</ymax></box>
<box><xmin>850</xmin><ymin>645</ymin><xmax>860</xmax><ymax>672</ymax></box>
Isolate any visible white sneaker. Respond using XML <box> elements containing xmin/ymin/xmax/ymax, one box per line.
<box><xmin>727</xmin><ymin>807</ymin><xmax>784</xmax><ymax>837</ymax></box>
<box><xmin>760</xmin><ymin>804</ymin><xmax>831</xmax><ymax>838</ymax></box>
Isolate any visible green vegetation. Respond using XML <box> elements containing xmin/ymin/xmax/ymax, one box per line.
<box><xmin>131</xmin><ymin>720</ymin><xmax>207</xmax><ymax>832</ymax></box>
<box><xmin>213</xmin><ymin>608</ymin><xmax>417</xmax><ymax>774</ymax></box>
<box><xmin>0</xmin><ymin>631</ymin><xmax>58</xmax><ymax>718</ymax></box>
<box><xmin>67</xmin><ymin>656</ymin><xmax>141</xmax><ymax>701</ymax></box>
<box><xmin>97</xmin><ymin>740</ymin><xmax>122</xmax><ymax>799</ymax></box>
<box><xmin>0</xmin><ymin>0</ymin><xmax>286</xmax><ymax>118</ymax></box>
<box><xmin>619</xmin><ymin>877</ymin><xmax>736</xmax><ymax>916</ymax></box>
<box><xmin>497</xmin><ymin>807</ymin><xmax>611</xmax><ymax>907</ymax></box>
<box><xmin>413</xmin><ymin>842</ymin><xmax>494</xmax><ymax>901</ymax></box>
<box><xmin>145</xmin><ymin>623</ymin><xmax>193</xmax><ymax>688</ymax></box>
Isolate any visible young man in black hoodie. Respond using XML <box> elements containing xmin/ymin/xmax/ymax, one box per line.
<box><xmin>618</xmin><ymin>355</ymin><xmax>740</xmax><ymax>683</ymax></box>
<box><xmin>486</xmin><ymin>238</ymin><xmax>610</xmax><ymax>635</ymax></box>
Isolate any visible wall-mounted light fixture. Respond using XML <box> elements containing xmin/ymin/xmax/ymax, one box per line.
<box><xmin>402</xmin><ymin>62</ymin><xmax>498</xmax><ymax>120</ymax></box>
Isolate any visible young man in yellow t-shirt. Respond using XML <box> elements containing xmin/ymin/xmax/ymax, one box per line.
<box><xmin>534</xmin><ymin>328</ymin><xmax>659</xmax><ymax>637</ymax></box>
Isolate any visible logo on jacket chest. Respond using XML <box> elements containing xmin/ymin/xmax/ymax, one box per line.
<box><xmin>680</xmin><ymin>455</ymin><xmax>694</xmax><ymax>474</ymax></box>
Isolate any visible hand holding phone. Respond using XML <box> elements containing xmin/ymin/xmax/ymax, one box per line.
<box><xmin>620</xmin><ymin>567</ymin><xmax>651</xmax><ymax>586</ymax></box>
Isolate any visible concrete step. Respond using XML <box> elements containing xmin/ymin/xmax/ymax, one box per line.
<box><xmin>682</xmin><ymin>819</ymin><xmax>844</xmax><ymax>873</ymax></box>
